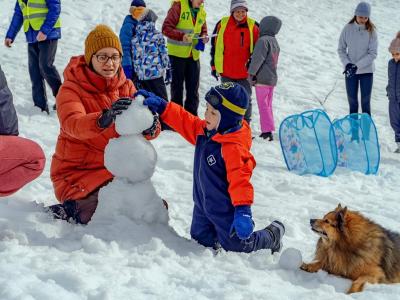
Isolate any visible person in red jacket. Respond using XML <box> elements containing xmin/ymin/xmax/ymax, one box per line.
<box><xmin>210</xmin><ymin>0</ymin><xmax>259</xmax><ymax>123</ymax></box>
<box><xmin>48</xmin><ymin>25</ymin><xmax>160</xmax><ymax>224</ymax></box>
<box><xmin>137</xmin><ymin>82</ymin><xmax>285</xmax><ymax>253</ymax></box>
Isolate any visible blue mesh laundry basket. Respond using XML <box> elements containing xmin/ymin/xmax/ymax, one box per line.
<box><xmin>279</xmin><ymin>109</ymin><xmax>337</xmax><ymax>177</ymax></box>
<box><xmin>332</xmin><ymin>113</ymin><xmax>380</xmax><ymax>175</ymax></box>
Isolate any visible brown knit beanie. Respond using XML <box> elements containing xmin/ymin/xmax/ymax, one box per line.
<box><xmin>389</xmin><ymin>32</ymin><xmax>400</xmax><ymax>53</ymax></box>
<box><xmin>84</xmin><ymin>24</ymin><xmax>123</xmax><ymax>65</ymax></box>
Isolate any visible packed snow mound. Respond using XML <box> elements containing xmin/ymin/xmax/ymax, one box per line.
<box><xmin>104</xmin><ymin>135</ymin><xmax>157</xmax><ymax>182</ymax></box>
<box><xmin>95</xmin><ymin>178</ymin><xmax>168</xmax><ymax>224</ymax></box>
<box><xmin>115</xmin><ymin>95</ymin><xmax>154</xmax><ymax>136</ymax></box>
<box><xmin>279</xmin><ymin>247</ymin><xmax>303</xmax><ymax>270</ymax></box>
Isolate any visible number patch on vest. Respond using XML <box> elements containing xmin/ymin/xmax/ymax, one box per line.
<box><xmin>181</xmin><ymin>12</ymin><xmax>190</xmax><ymax>20</ymax></box>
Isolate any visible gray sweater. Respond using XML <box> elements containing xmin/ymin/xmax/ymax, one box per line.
<box><xmin>0</xmin><ymin>64</ymin><xmax>18</xmax><ymax>135</ymax></box>
<box><xmin>337</xmin><ymin>23</ymin><xmax>378</xmax><ymax>74</ymax></box>
<box><xmin>248</xmin><ymin>16</ymin><xmax>281</xmax><ymax>86</ymax></box>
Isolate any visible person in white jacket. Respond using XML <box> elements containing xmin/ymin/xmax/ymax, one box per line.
<box><xmin>337</xmin><ymin>2</ymin><xmax>377</xmax><ymax>117</ymax></box>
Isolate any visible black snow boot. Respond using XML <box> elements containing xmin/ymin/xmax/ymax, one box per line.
<box><xmin>265</xmin><ymin>220</ymin><xmax>285</xmax><ymax>254</ymax></box>
<box><xmin>46</xmin><ymin>200</ymin><xmax>80</xmax><ymax>224</ymax></box>
<box><xmin>260</xmin><ymin>132</ymin><xmax>273</xmax><ymax>141</ymax></box>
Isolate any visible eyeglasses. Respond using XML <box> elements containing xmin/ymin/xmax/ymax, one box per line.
<box><xmin>93</xmin><ymin>54</ymin><xmax>121</xmax><ymax>64</ymax></box>
<box><xmin>205</xmin><ymin>86</ymin><xmax>246</xmax><ymax>116</ymax></box>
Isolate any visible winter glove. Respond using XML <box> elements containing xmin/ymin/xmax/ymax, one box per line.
<box><xmin>97</xmin><ymin>97</ymin><xmax>132</xmax><ymax>129</ymax></box>
<box><xmin>230</xmin><ymin>205</ymin><xmax>254</xmax><ymax>240</ymax></box>
<box><xmin>165</xmin><ymin>69</ymin><xmax>172</xmax><ymax>85</ymax></box>
<box><xmin>343</xmin><ymin>63</ymin><xmax>358</xmax><ymax>78</ymax></box>
<box><xmin>135</xmin><ymin>89</ymin><xmax>168</xmax><ymax>115</ymax></box>
<box><xmin>194</xmin><ymin>39</ymin><xmax>205</xmax><ymax>52</ymax></box>
<box><xmin>142</xmin><ymin>112</ymin><xmax>161</xmax><ymax>139</ymax></box>
<box><xmin>123</xmin><ymin>65</ymin><xmax>133</xmax><ymax>80</ymax></box>
<box><xmin>211</xmin><ymin>69</ymin><xmax>219</xmax><ymax>81</ymax></box>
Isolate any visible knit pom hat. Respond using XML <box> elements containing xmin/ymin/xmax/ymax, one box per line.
<box><xmin>131</xmin><ymin>0</ymin><xmax>146</xmax><ymax>7</ymax></box>
<box><xmin>230</xmin><ymin>0</ymin><xmax>248</xmax><ymax>13</ymax></box>
<box><xmin>389</xmin><ymin>32</ymin><xmax>400</xmax><ymax>53</ymax></box>
<box><xmin>354</xmin><ymin>2</ymin><xmax>371</xmax><ymax>18</ymax></box>
<box><xmin>84</xmin><ymin>24</ymin><xmax>123</xmax><ymax>65</ymax></box>
<box><xmin>205</xmin><ymin>82</ymin><xmax>249</xmax><ymax>132</ymax></box>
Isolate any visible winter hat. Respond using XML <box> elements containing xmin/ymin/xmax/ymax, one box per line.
<box><xmin>84</xmin><ymin>24</ymin><xmax>122</xmax><ymax>65</ymax></box>
<box><xmin>389</xmin><ymin>32</ymin><xmax>400</xmax><ymax>53</ymax></box>
<box><xmin>354</xmin><ymin>2</ymin><xmax>371</xmax><ymax>18</ymax></box>
<box><xmin>230</xmin><ymin>0</ymin><xmax>248</xmax><ymax>13</ymax></box>
<box><xmin>205</xmin><ymin>82</ymin><xmax>249</xmax><ymax>131</ymax></box>
<box><xmin>259</xmin><ymin>15</ymin><xmax>282</xmax><ymax>37</ymax></box>
<box><xmin>130</xmin><ymin>0</ymin><xmax>146</xmax><ymax>7</ymax></box>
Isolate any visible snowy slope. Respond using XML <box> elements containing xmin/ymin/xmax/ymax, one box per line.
<box><xmin>1</xmin><ymin>0</ymin><xmax>400</xmax><ymax>299</ymax></box>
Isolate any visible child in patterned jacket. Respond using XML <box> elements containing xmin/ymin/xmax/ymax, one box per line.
<box><xmin>119</xmin><ymin>0</ymin><xmax>171</xmax><ymax>99</ymax></box>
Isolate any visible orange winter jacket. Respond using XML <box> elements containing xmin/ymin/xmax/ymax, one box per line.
<box><xmin>51</xmin><ymin>55</ymin><xmax>136</xmax><ymax>202</ymax></box>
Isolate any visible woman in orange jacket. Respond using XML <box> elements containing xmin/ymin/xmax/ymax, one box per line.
<box><xmin>48</xmin><ymin>25</ymin><xmax>160</xmax><ymax>224</ymax></box>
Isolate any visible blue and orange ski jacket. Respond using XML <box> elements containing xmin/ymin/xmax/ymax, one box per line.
<box><xmin>161</xmin><ymin>102</ymin><xmax>256</xmax><ymax>207</ymax></box>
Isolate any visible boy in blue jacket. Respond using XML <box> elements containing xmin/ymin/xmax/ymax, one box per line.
<box><xmin>4</xmin><ymin>0</ymin><xmax>62</xmax><ymax>114</ymax></box>
<box><xmin>136</xmin><ymin>82</ymin><xmax>285</xmax><ymax>253</ymax></box>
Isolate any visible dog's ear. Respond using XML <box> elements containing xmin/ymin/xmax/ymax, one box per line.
<box><xmin>336</xmin><ymin>207</ymin><xmax>347</xmax><ymax>232</ymax></box>
<box><xmin>335</xmin><ymin>203</ymin><xmax>342</xmax><ymax>212</ymax></box>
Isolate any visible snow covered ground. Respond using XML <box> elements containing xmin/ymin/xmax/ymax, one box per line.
<box><xmin>1</xmin><ymin>0</ymin><xmax>400</xmax><ymax>299</ymax></box>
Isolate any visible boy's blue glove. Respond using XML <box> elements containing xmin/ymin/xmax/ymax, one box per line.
<box><xmin>230</xmin><ymin>205</ymin><xmax>254</xmax><ymax>240</ymax></box>
<box><xmin>165</xmin><ymin>69</ymin><xmax>172</xmax><ymax>85</ymax></box>
<box><xmin>135</xmin><ymin>89</ymin><xmax>168</xmax><ymax>115</ymax></box>
<box><xmin>123</xmin><ymin>65</ymin><xmax>133</xmax><ymax>80</ymax></box>
<box><xmin>195</xmin><ymin>39</ymin><xmax>205</xmax><ymax>52</ymax></box>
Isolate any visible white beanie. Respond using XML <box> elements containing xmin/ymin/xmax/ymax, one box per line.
<box><xmin>230</xmin><ymin>0</ymin><xmax>248</xmax><ymax>13</ymax></box>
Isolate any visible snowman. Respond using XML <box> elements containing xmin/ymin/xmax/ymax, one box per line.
<box><xmin>92</xmin><ymin>95</ymin><xmax>168</xmax><ymax>224</ymax></box>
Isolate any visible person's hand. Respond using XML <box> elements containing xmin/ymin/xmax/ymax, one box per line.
<box><xmin>165</xmin><ymin>69</ymin><xmax>172</xmax><ymax>85</ymax></box>
<box><xmin>211</xmin><ymin>69</ymin><xmax>219</xmax><ymax>81</ymax></box>
<box><xmin>4</xmin><ymin>38</ymin><xmax>13</xmax><ymax>48</ymax></box>
<box><xmin>201</xmin><ymin>35</ymin><xmax>209</xmax><ymax>44</ymax></box>
<box><xmin>343</xmin><ymin>63</ymin><xmax>358</xmax><ymax>78</ymax></box>
<box><xmin>183</xmin><ymin>34</ymin><xmax>193</xmax><ymax>43</ymax></box>
<box><xmin>194</xmin><ymin>39</ymin><xmax>205</xmax><ymax>51</ymax></box>
<box><xmin>36</xmin><ymin>31</ymin><xmax>47</xmax><ymax>42</ymax></box>
<box><xmin>142</xmin><ymin>113</ymin><xmax>161</xmax><ymax>139</ymax></box>
<box><xmin>229</xmin><ymin>205</ymin><xmax>254</xmax><ymax>240</ymax></box>
<box><xmin>142</xmin><ymin>93</ymin><xmax>168</xmax><ymax>115</ymax></box>
<box><xmin>134</xmin><ymin>89</ymin><xmax>156</xmax><ymax>99</ymax></box>
<box><xmin>97</xmin><ymin>97</ymin><xmax>132</xmax><ymax>128</ymax></box>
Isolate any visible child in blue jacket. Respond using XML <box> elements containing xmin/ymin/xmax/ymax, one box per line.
<box><xmin>119</xmin><ymin>0</ymin><xmax>171</xmax><ymax>99</ymax></box>
<box><xmin>387</xmin><ymin>32</ymin><xmax>400</xmax><ymax>153</ymax></box>
<box><xmin>136</xmin><ymin>82</ymin><xmax>285</xmax><ymax>253</ymax></box>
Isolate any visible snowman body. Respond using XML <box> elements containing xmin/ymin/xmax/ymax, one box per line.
<box><xmin>93</xmin><ymin>96</ymin><xmax>168</xmax><ymax>224</ymax></box>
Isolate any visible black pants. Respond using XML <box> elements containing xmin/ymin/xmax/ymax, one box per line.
<box><xmin>137</xmin><ymin>77</ymin><xmax>168</xmax><ymax>100</ymax></box>
<box><xmin>28</xmin><ymin>39</ymin><xmax>62</xmax><ymax>110</ymax></box>
<box><xmin>345</xmin><ymin>73</ymin><xmax>373</xmax><ymax>116</ymax></box>
<box><xmin>169</xmin><ymin>55</ymin><xmax>200</xmax><ymax>116</ymax></box>
<box><xmin>221</xmin><ymin>76</ymin><xmax>252</xmax><ymax>123</ymax></box>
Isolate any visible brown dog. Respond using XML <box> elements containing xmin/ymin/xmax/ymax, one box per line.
<box><xmin>301</xmin><ymin>204</ymin><xmax>400</xmax><ymax>293</ymax></box>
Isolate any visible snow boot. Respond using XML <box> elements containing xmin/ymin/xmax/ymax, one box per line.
<box><xmin>46</xmin><ymin>200</ymin><xmax>80</xmax><ymax>224</ymax></box>
<box><xmin>265</xmin><ymin>220</ymin><xmax>285</xmax><ymax>254</ymax></box>
<box><xmin>260</xmin><ymin>132</ymin><xmax>273</xmax><ymax>141</ymax></box>
<box><xmin>395</xmin><ymin>142</ymin><xmax>400</xmax><ymax>153</ymax></box>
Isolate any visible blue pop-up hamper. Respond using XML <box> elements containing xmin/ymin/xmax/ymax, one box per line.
<box><xmin>279</xmin><ymin>109</ymin><xmax>337</xmax><ymax>177</ymax></box>
<box><xmin>332</xmin><ymin>113</ymin><xmax>380</xmax><ymax>174</ymax></box>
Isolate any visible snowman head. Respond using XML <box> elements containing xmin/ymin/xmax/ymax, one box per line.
<box><xmin>115</xmin><ymin>95</ymin><xmax>155</xmax><ymax>136</ymax></box>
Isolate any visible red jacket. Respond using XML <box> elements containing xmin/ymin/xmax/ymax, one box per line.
<box><xmin>51</xmin><ymin>56</ymin><xmax>159</xmax><ymax>202</ymax></box>
<box><xmin>211</xmin><ymin>16</ymin><xmax>259</xmax><ymax>79</ymax></box>
<box><xmin>162</xmin><ymin>1</ymin><xmax>207</xmax><ymax>42</ymax></box>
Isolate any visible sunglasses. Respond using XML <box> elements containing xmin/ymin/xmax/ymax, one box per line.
<box><xmin>205</xmin><ymin>87</ymin><xmax>246</xmax><ymax>116</ymax></box>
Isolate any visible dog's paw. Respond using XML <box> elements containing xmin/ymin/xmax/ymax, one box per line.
<box><xmin>300</xmin><ymin>262</ymin><xmax>320</xmax><ymax>273</ymax></box>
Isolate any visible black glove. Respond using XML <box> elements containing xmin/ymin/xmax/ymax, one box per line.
<box><xmin>97</xmin><ymin>97</ymin><xmax>132</xmax><ymax>129</ymax></box>
<box><xmin>142</xmin><ymin>112</ymin><xmax>160</xmax><ymax>138</ymax></box>
<box><xmin>343</xmin><ymin>63</ymin><xmax>358</xmax><ymax>78</ymax></box>
<box><xmin>211</xmin><ymin>69</ymin><xmax>219</xmax><ymax>81</ymax></box>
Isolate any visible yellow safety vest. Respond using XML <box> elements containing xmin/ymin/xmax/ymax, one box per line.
<box><xmin>214</xmin><ymin>16</ymin><xmax>255</xmax><ymax>74</ymax></box>
<box><xmin>167</xmin><ymin>0</ymin><xmax>206</xmax><ymax>61</ymax></box>
<box><xmin>18</xmin><ymin>0</ymin><xmax>61</xmax><ymax>32</ymax></box>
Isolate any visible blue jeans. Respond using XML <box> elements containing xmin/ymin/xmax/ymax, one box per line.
<box><xmin>345</xmin><ymin>73</ymin><xmax>373</xmax><ymax>115</ymax></box>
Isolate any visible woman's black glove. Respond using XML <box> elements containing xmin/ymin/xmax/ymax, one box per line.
<box><xmin>343</xmin><ymin>63</ymin><xmax>358</xmax><ymax>78</ymax></box>
<box><xmin>97</xmin><ymin>97</ymin><xmax>132</xmax><ymax>129</ymax></box>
